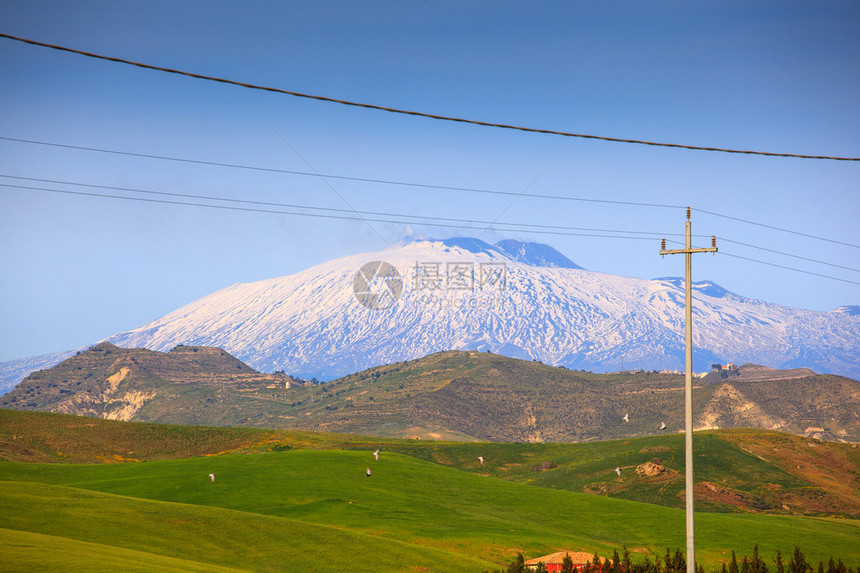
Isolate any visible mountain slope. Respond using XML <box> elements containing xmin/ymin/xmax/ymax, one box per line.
<box><xmin>6</xmin><ymin>347</ymin><xmax>859</xmax><ymax>443</ymax></box>
<box><xmin>1</xmin><ymin>343</ymin><xmax>303</xmax><ymax>425</ymax></box>
<box><xmin>262</xmin><ymin>351</ymin><xmax>860</xmax><ymax>443</ymax></box>
<box><xmin>2</xmin><ymin>236</ymin><xmax>857</xmax><ymax>392</ymax></box>
<box><xmin>100</xmin><ymin>237</ymin><xmax>859</xmax><ymax>381</ymax></box>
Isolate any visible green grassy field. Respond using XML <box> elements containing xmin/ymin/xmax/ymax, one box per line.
<box><xmin>6</xmin><ymin>409</ymin><xmax>857</xmax><ymax>517</ymax></box>
<box><xmin>0</xmin><ymin>526</ymin><xmax>247</xmax><ymax>573</ymax></box>
<box><xmin>0</xmin><ymin>479</ymin><xmax>492</xmax><ymax>572</ymax></box>
<box><xmin>2</xmin><ymin>409</ymin><xmax>858</xmax><ymax>571</ymax></box>
<box><xmin>387</xmin><ymin>430</ymin><xmax>860</xmax><ymax>515</ymax></box>
<box><xmin>1</xmin><ymin>448</ymin><xmax>858</xmax><ymax>571</ymax></box>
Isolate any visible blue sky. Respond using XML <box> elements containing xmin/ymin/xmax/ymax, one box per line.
<box><xmin>1</xmin><ymin>1</ymin><xmax>858</xmax><ymax>362</ymax></box>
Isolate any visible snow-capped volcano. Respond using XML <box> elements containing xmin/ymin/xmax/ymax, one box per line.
<box><xmin>101</xmin><ymin>237</ymin><xmax>859</xmax><ymax>381</ymax></box>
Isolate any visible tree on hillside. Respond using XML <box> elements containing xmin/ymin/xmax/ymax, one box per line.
<box><xmin>826</xmin><ymin>557</ymin><xmax>848</xmax><ymax>573</ymax></box>
<box><xmin>562</xmin><ymin>553</ymin><xmax>575</xmax><ymax>573</ymax></box>
<box><xmin>664</xmin><ymin>548</ymin><xmax>685</xmax><ymax>573</ymax></box>
<box><xmin>774</xmin><ymin>551</ymin><xmax>785</xmax><ymax>573</ymax></box>
<box><xmin>729</xmin><ymin>551</ymin><xmax>740</xmax><ymax>573</ymax></box>
<box><xmin>747</xmin><ymin>545</ymin><xmax>768</xmax><ymax>573</ymax></box>
<box><xmin>789</xmin><ymin>547</ymin><xmax>809</xmax><ymax>573</ymax></box>
<box><xmin>592</xmin><ymin>550</ymin><xmax>605</xmax><ymax>573</ymax></box>
<box><xmin>612</xmin><ymin>549</ymin><xmax>622</xmax><ymax>573</ymax></box>
<box><xmin>507</xmin><ymin>552</ymin><xmax>525</xmax><ymax>573</ymax></box>
<box><xmin>622</xmin><ymin>547</ymin><xmax>632</xmax><ymax>573</ymax></box>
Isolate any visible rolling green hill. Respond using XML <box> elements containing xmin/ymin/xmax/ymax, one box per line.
<box><xmin>1</xmin><ymin>447</ymin><xmax>857</xmax><ymax>571</ymax></box>
<box><xmin>1</xmin><ymin>410</ymin><xmax>859</xmax><ymax>571</ymax></box>
<box><xmin>3</xmin><ymin>409</ymin><xmax>859</xmax><ymax>517</ymax></box>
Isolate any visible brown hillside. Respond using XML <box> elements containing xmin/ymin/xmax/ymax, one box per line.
<box><xmin>4</xmin><ymin>347</ymin><xmax>859</xmax><ymax>444</ymax></box>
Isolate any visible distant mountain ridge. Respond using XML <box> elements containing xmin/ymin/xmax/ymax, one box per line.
<box><xmin>434</xmin><ymin>237</ymin><xmax>583</xmax><ymax>269</ymax></box>
<box><xmin>104</xmin><ymin>237</ymin><xmax>858</xmax><ymax>380</ymax></box>
<box><xmin>1</xmin><ymin>236</ymin><xmax>857</xmax><ymax>391</ymax></box>
<box><xmin>2</xmin><ymin>343</ymin><xmax>299</xmax><ymax>423</ymax></box>
<box><xmin>5</xmin><ymin>347</ymin><xmax>859</xmax><ymax>443</ymax></box>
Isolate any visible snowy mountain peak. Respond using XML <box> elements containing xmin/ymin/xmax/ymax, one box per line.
<box><xmin>91</xmin><ymin>236</ymin><xmax>860</xmax><ymax>381</ymax></box>
<box><xmin>3</xmin><ymin>236</ymin><xmax>857</xmax><ymax>391</ymax></box>
<box><xmin>401</xmin><ymin>237</ymin><xmax>582</xmax><ymax>269</ymax></box>
<box><xmin>653</xmin><ymin>277</ymin><xmax>740</xmax><ymax>300</ymax></box>
<box><xmin>834</xmin><ymin>305</ymin><xmax>860</xmax><ymax>316</ymax></box>
<box><xmin>493</xmin><ymin>239</ymin><xmax>583</xmax><ymax>269</ymax></box>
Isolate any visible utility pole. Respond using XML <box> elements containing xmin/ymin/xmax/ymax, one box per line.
<box><xmin>659</xmin><ymin>207</ymin><xmax>717</xmax><ymax>573</ymax></box>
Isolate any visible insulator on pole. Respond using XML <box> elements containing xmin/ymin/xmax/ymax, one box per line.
<box><xmin>686</xmin><ymin>206</ymin><xmax>691</xmax><ymax>220</ymax></box>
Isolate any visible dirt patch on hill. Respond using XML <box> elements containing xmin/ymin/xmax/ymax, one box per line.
<box><xmin>735</xmin><ymin>364</ymin><xmax>816</xmax><ymax>382</ymax></box>
<box><xmin>719</xmin><ymin>432</ymin><xmax>860</xmax><ymax>516</ymax></box>
<box><xmin>635</xmin><ymin>462</ymin><xmax>678</xmax><ymax>482</ymax></box>
<box><xmin>640</xmin><ymin>446</ymin><xmax>671</xmax><ymax>454</ymax></box>
<box><xmin>693</xmin><ymin>482</ymin><xmax>767</xmax><ymax>511</ymax></box>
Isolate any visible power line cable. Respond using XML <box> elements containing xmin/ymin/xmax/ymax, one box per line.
<box><xmin>694</xmin><ymin>208</ymin><xmax>860</xmax><ymax>250</ymax></box>
<box><xmin>0</xmin><ymin>136</ymin><xmax>681</xmax><ymax>210</ymax></box>
<box><xmin>664</xmin><ymin>239</ymin><xmax>860</xmax><ymax>286</ymax></box>
<box><xmin>11</xmin><ymin>173</ymin><xmax>856</xmax><ymax>273</ymax></box>
<box><xmin>0</xmin><ymin>174</ymin><xmax>683</xmax><ymax>237</ymax></box>
<box><xmin>2</xmin><ymin>32</ymin><xmax>858</xmax><ymax>162</ymax></box>
<box><xmin>478</xmin><ymin>113</ymin><xmax>606</xmax><ymax>239</ymax></box>
<box><xmin>717</xmin><ymin>237</ymin><xmax>860</xmax><ymax>273</ymax></box>
<box><xmin>0</xmin><ymin>182</ymin><xmax>660</xmax><ymax>242</ymax></box>
<box><xmin>718</xmin><ymin>250</ymin><xmax>860</xmax><ymax>286</ymax></box>
<box><xmin>256</xmin><ymin>111</ymin><xmax>391</xmax><ymax>247</ymax></box>
<box><xmin>3</xmin><ymin>136</ymin><xmax>857</xmax><ymax>251</ymax></box>
<box><xmin>8</xmin><ymin>179</ymin><xmax>859</xmax><ymax>284</ymax></box>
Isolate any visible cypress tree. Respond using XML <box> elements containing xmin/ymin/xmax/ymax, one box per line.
<box><xmin>665</xmin><ymin>550</ymin><xmax>675</xmax><ymax>573</ymax></box>
<box><xmin>678</xmin><ymin>549</ymin><xmax>687</xmax><ymax>573</ymax></box>
<box><xmin>729</xmin><ymin>551</ymin><xmax>740</xmax><ymax>573</ymax></box>
<box><xmin>508</xmin><ymin>552</ymin><xmax>525</xmax><ymax>573</ymax></box>
<box><xmin>788</xmin><ymin>547</ymin><xmax>808</xmax><ymax>573</ymax></box>
<box><xmin>750</xmin><ymin>545</ymin><xmax>768</xmax><ymax>573</ymax></box>
<box><xmin>594</xmin><ymin>550</ymin><xmax>605</xmax><ymax>573</ymax></box>
<box><xmin>774</xmin><ymin>550</ymin><xmax>785</xmax><ymax>573</ymax></box>
<box><xmin>562</xmin><ymin>553</ymin><xmax>576</xmax><ymax>573</ymax></box>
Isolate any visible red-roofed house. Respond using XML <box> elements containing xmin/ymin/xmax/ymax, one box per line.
<box><xmin>524</xmin><ymin>551</ymin><xmax>608</xmax><ymax>572</ymax></box>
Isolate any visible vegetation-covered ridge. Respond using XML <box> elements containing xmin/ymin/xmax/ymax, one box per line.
<box><xmin>5</xmin><ymin>347</ymin><xmax>860</xmax><ymax>444</ymax></box>
<box><xmin>1</xmin><ymin>409</ymin><xmax>859</xmax><ymax>518</ymax></box>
